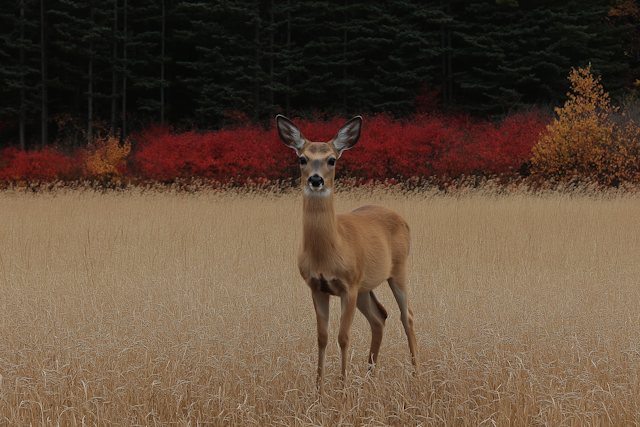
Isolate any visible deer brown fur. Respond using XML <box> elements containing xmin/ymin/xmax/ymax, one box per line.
<box><xmin>275</xmin><ymin>115</ymin><xmax>418</xmax><ymax>392</ymax></box>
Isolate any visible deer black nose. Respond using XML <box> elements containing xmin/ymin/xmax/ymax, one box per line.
<box><xmin>308</xmin><ymin>175</ymin><xmax>324</xmax><ymax>187</ymax></box>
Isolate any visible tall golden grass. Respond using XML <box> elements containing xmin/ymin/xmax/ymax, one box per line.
<box><xmin>1</xmin><ymin>187</ymin><xmax>640</xmax><ymax>426</ymax></box>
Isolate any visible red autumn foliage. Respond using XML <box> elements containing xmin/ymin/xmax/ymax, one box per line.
<box><xmin>130</xmin><ymin>124</ymin><xmax>297</xmax><ymax>183</ymax></box>
<box><xmin>0</xmin><ymin>111</ymin><xmax>550</xmax><ymax>186</ymax></box>
<box><xmin>413</xmin><ymin>88</ymin><xmax>442</xmax><ymax>114</ymax></box>
<box><xmin>0</xmin><ymin>146</ymin><xmax>84</xmax><ymax>183</ymax></box>
<box><xmin>333</xmin><ymin>112</ymin><xmax>550</xmax><ymax>181</ymax></box>
<box><xmin>131</xmin><ymin>112</ymin><xmax>549</xmax><ymax>184</ymax></box>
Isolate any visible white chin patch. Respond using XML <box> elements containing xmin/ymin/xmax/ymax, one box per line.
<box><xmin>304</xmin><ymin>185</ymin><xmax>330</xmax><ymax>197</ymax></box>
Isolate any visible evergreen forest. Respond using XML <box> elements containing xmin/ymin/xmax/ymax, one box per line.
<box><xmin>1</xmin><ymin>0</ymin><xmax>638</xmax><ymax>149</ymax></box>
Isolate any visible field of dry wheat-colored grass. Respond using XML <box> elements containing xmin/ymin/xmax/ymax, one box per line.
<box><xmin>1</xmin><ymin>186</ymin><xmax>640</xmax><ymax>426</ymax></box>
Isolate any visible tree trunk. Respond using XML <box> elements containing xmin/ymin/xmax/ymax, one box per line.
<box><xmin>88</xmin><ymin>43</ymin><xmax>93</xmax><ymax>146</ymax></box>
<box><xmin>441</xmin><ymin>0</ymin><xmax>452</xmax><ymax>105</ymax></box>
<box><xmin>111</xmin><ymin>0</ymin><xmax>118</xmax><ymax>136</ymax></box>
<box><xmin>285</xmin><ymin>0</ymin><xmax>290</xmax><ymax>117</ymax></box>
<box><xmin>342</xmin><ymin>0</ymin><xmax>347</xmax><ymax>114</ymax></box>
<box><xmin>88</xmin><ymin>4</ymin><xmax>94</xmax><ymax>146</ymax></box>
<box><xmin>160</xmin><ymin>0</ymin><xmax>165</xmax><ymax>125</ymax></box>
<box><xmin>122</xmin><ymin>0</ymin><xmax>127</xmax><ymax>138</ymax></box>
<box><xmin>254</xmin><ymin>12</ymin><xmax>260</xmax><ymax>122</ymax></box>
<box><xmin>41</xmin><ymin>0</ymin><xmax>48</xmax><ymax>148</ymax></box>
<box><xmin>19</xmin><ymin>3</ymin><xmax>25</xmax><ymax>150</ymax></box>
<box><xmin>269</xmin><ymin>0</ymin><xmax>274</xmax><ymax>107</ymax></box>
<box><xmin>447</xmin><ymin>16</ymin><xmax>452</xmax><ymax>105</ymax></box>
<box><xmin>440</xmin><ymin>0</ymin><xmax>446</xmax><ymax>104</ymax></box>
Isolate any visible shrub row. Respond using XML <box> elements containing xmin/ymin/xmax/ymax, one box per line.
<box><xmin>0</xmin><ymin>134</ymin><xmax>130</xmax><ymax>186</ymax></box>
<box><xmin>0</xmin><ymin>146</ymin><xmax>83</xmax><ymax>183</ymax></box>
<box><xmin>0</xmin><ymin>111</ymin><xmax>551</xmax><ymax>187</ymax></box>
<box><xmin>5</xmin><ymin>67</ymin><xmax>640</xmax><ymax>188</ymax></box>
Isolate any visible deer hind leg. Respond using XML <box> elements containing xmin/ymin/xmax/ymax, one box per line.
<box><xmin>356</xmin><ymin>291</ymin><xmax>388</xmax><ymax>367</ymax></box>
<box><xmin>312</xmin><ymin>290</ymin><xmax>330</xmax><ymax>393</ymax></box>
<box><xmin>338</xmin><ymin>289</ymin><xmax>358</xmax><ymax>381</ymax></box>
<box><xmin>388</xmin><ymin>269</ymin><xmax>419</xmax><ymax>369</ymax></box>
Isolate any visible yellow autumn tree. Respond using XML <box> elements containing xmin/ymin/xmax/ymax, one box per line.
<box><xmin>84</xmin><ymin>133</ymin><xmax>131</xmax><ymax>184</ymax></box>
<box><xmin>531</xmin><ymin>64</ymin><xmax>640</xmax><ymax>185</ymax></box>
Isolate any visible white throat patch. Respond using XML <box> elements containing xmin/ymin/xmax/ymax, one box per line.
<box><xmin>304</xmin><ymin>185</ymin><xmax>331</xmax><ymax>198</ymax></box>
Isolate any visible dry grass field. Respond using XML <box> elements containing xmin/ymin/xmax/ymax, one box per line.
<box><xmin>1</xmin><ymin>186</ymin><xmax>640</xmax><ymax>426</ymax></box>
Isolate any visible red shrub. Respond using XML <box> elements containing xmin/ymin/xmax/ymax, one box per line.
<box><xmin>413</xmin><ymin>88</ymin><xmax>442</xmax><ymax>114</ymax></box>
<box><xmin>0</xmin><ymin>147</ymin><xmax>84</xmax><ymax>183</ymax></box>
<box><xmin>336</xmin><ymin>111</ymin><xmax>549</xmax><ymax>181</ymax></box>
<box><xmin>131</xmin><ymin>124</ymin><xmax>297</xmax><ymax>183</ymax></box>
<box><xmin>434</xmin><ymin>111</ymin><xmax>551</xmax><ymax>178</ymax></box>
<box><xmin>0</xmin><ymin>111</ymin><xmax>549</xmax><ymax>186</ymax></box>
<box><xmin>130</xmin><ymin>112</ymin><xmax>550</xmax><ymax>185</ymax></box>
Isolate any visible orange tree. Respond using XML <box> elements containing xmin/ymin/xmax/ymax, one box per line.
<box><xmin>84</xmin><ymin>134</ymin><xmax>131</xmax><ymax>184</ymax></box>
<box><xmin>531</xmin><ymin>65</ymin><xmax>640</xmax><ymax>186</ymax></box>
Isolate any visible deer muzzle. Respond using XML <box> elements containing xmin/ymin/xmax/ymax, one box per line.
<box><xmin>308</xmin><ymin>175</ymin><xmax>325</xmax><ymax>189</ymax></box>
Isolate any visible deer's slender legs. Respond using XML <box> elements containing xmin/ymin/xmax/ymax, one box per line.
<box><xmin>312</xmin><ymin>290</ymin><xmax>330</xmax><ymax>392</ymax></box>
<box><xmin>388</xmin><ymin>270</ymin><xmax>419</xmax><ymax>369</ymax></box>
<box><xmin>338</xmin><ymin>289</ymin><xmax>358</xmax><ymax>380</ymax></box>
<box><xmin>356</xmin><ymin>291</ymin><xmax>387</xmax><ymax>366</ymax></box>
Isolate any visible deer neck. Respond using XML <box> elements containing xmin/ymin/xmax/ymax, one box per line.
<box><xmin>302</xmin><ymin>190</ymin><xmax>340</xmax><ymax>261</ymax></box>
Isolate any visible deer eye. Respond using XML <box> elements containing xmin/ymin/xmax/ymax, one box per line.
<box><xmin>299</xmin><ymin>157</ymin><xmax>307</xmax><ymax>166</ymax></box>
<box><xmin>328</xmin><ymin>158</ymin><xmax>336</xmax><ymax>167</ymax></box>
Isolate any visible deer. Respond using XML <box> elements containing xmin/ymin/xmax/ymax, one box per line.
<box><xmin>275</xmin><ymin>114</ymin><xmax>418</xmax><ymax>392</ymax></box>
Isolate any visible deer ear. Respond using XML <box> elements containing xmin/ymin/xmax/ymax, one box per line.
<box><xmin>276</xmin><ymin>115</ymin><xmax>306</xmax><ymax>155</ymax></box>
<box><xmin>331</xmin><ymin>116</ymin><xmax>362</xmax><ymax>157</ymax></box>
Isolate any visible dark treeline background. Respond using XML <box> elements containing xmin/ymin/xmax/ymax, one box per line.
<box><xmin>0</xmin><ymin>0</ymin><xmax>638</xmax><ymax>149</ymax></box>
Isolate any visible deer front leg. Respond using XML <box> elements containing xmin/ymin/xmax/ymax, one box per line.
<box><xmin>312</xmin><ymin>290</ymin><xmax>330</xmax><ymax>393</ymax></box>
<box><xmin>338</xmin><ymin>288</ymin><xmax>358</xmax><ymax>381</ymax></box>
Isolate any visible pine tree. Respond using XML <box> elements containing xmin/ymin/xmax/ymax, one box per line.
<box><xmin>50</xmin><ymin>0</ymin><xmax>112</xmax><ymax>145</ymax></box>
<box><xmin>125</xmin><ymin>0</ymin><xmax>171</xmax><ymax>125</ymax></box>
<box><xmin>160</xmin><ymin>0</ymin><xmax>166</xmax><ymax>124</ymax></box>
<box><xmin>366</xmin><ymin>0</ymin><xmax>443</xmax><ymax>113</ymax></box>
<box><xmin>281</xmin><ymin>0</ymin><xmax>441</xmax><ymax>116</ymax></box>
<box><xmin>294</xmin><ymin>0</ymin><xmax>356</xmax><ymax>113</ymax></box>
<box><xmin>273</xmin><ymin>0</ymin><xmax>310</xmax><ymax>117</ymax></box>
<box><xmin>453</xmin><ymin>0</ymin><xmax>627</xmax><ymax>115</ymax></box>
<box><xmin>121</xmin><ymin>0</ymin><xmax>128</xmax><ymax>138</ymax></box>
<box><xmin>0</xmin><ymin>0</ymin><xmax>637</xmax><ymax>138</ymax></box>
<box><xmin>0</xmin><ymin>0</ymin><xmax>41</xmax><ymax>148</ymax></box>
<box><xmin>607</xmin><ymin>0</ymin><xmax>640</xmax><ymax>91</ymax></box>
<box><xmin>175</xmin><ymin>0</ymin><xmax>265</xmax><ymax>126</ymax></box>
<box><xmin>110</xmin><ymin>0</ymin><xmax>118</xmax><ymax>135</ymax></box>
<box><xmin>40</xmin><ymin>0</ymin><xmax>48</xmax><ymax>147</ymax></box>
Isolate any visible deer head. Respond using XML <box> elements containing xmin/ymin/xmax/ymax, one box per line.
<box><xmin>276</xmin><ymin>115</ymin><xmax>362</xmax><ymax>196</ymax></box>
